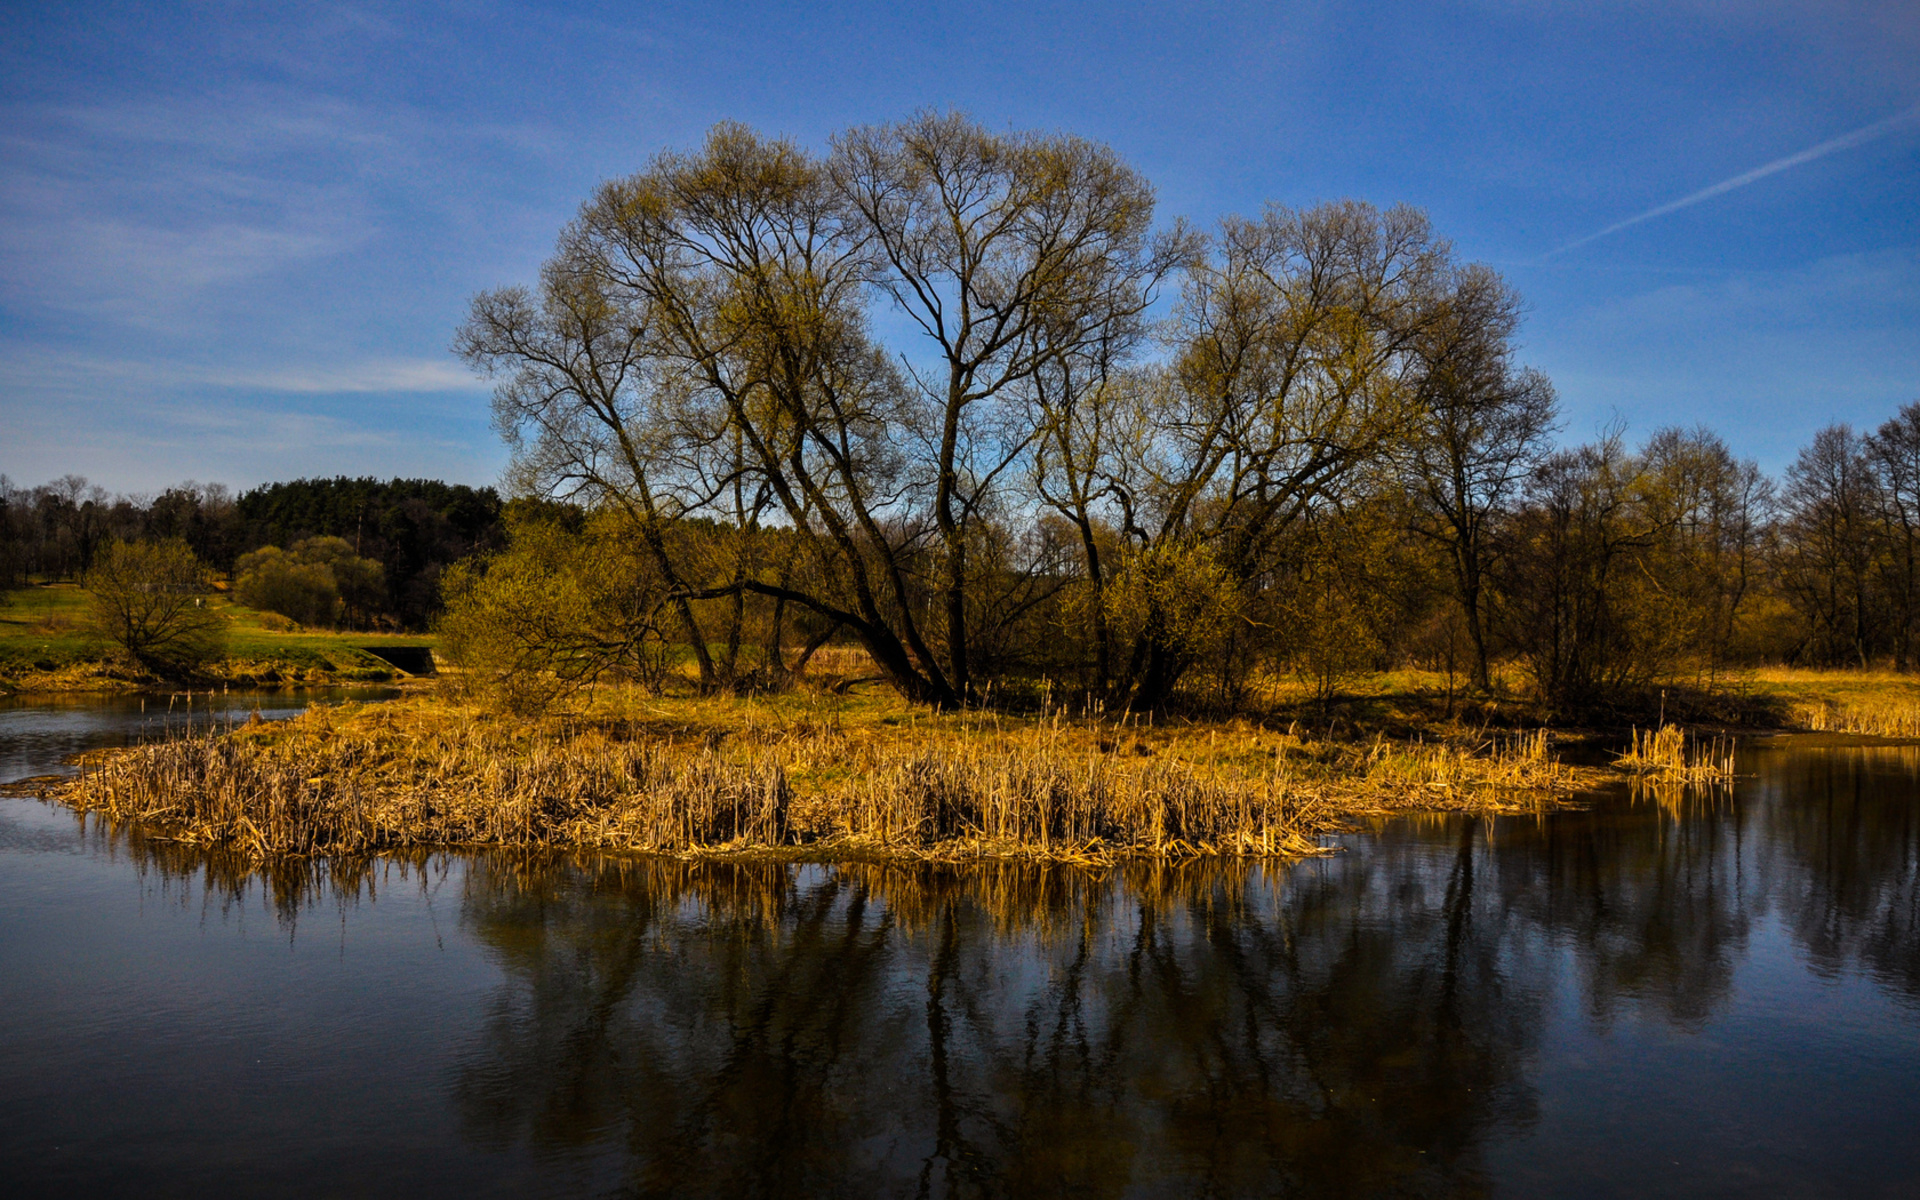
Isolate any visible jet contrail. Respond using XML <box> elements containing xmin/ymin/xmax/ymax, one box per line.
<box><xmin>1547</xmin><ymin>103</ymin><xmax>1920</xmax><ymax>257</ymax></box>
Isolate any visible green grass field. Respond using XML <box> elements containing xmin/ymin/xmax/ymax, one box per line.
<box><xmin>0</xmin><ymin>582</ymin><xmax>439</xmax><ymax>689</ymax></box>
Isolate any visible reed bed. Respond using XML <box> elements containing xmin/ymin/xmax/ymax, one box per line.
<box><xmin>56</xmin><ymin>699</ymin><xmax>1602</xmax><ymax>865</ymax></box>
<box><xmin>1612</xmin><ymin>723</ymin><xmax>1738</xmax><ymax>783</ymax></box>
<box><xmin>1790</xmin><ymin>696</ymin><xmax>1920</xmax><ymax>739</ymax></box>
<box><xmin>1359</xmin><ymin>728</ymin><xmax>1564</xmax><ymax>798</ymax></box>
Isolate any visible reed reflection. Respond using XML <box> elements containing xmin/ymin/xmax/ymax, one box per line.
<box><xmin>70</xmin><ymin>806</ymin><xmax>442</xmax><ymax>926</ymax></box>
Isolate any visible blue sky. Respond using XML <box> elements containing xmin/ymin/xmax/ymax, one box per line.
<box><xmin>2</xmin><ymin>0</ymin><xmax>1915</xmax><ymax>493</ymax></box>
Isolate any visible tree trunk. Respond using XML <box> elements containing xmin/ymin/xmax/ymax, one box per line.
<box><xmin>1128</xmin><ymin>639</ymin><xmax>1187</xmax><ymax>714</ymax></box>
<box><xmin>765</xmin><ymin>593</ymin><xmax>788</xmax><ymax>682</ymax></box>
<box><xmin>1074</xmin><ymin>518</ymin><xmax>1112</xmax><ymax>702</ymax></box>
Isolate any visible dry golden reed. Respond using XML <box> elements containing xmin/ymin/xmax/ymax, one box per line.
<box><xmin>1613</xmin><ymin>723</ymin><xmax>1737</xmax><ymax>782</ymax></box>
<box><xmin>58</xmin><ymin>699</ymin><xmax>1599</xmax><ymax>864</ymax></box>
<box><xmin>1791</xmin><ymin>697</ymin><xmax>1920</xmax><ymax>739</ymax></box>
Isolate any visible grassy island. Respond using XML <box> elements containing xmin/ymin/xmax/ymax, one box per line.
<box><xmin>54</xmin><ymin>687</ymin><xmax>1608</xmax><ymax>863</ymax></box>
<box><xmin>62</xmin><ymin>642</ymin><xmax>1879</xmax><ymax>865</ymax></box>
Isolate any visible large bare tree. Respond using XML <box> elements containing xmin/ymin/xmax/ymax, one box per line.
<box><xmin>830</xmin><ymin>113</ymin><xmax>1177</xmax><ymax>700</ymax></box>
<box><xmin>1109</xmin><ymin>202</ymin><xmax>1456</xmax><ymax>709</ymax></box>
<box><xmin>462</xmin><ymin>118</ymin><xmax>1176</xmax><ymax>707</ymax></box>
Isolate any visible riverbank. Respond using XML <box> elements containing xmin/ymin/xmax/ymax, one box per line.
<box><xmin>47</xmin><ymin>690</ymin><xmax>1637</xmax><ymax>864</ymax></box>
<box><xmin>0</xmin><ymin>583</ymin><xmax>438</xmax><ymax>692</ymax></box>
<box><xmin>1741</xmin><ymin>667</ymin><xmax>1920</xmax><ymax>737</ymax></box>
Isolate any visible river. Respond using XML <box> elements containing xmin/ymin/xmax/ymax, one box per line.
<box><xmin>0</xmin><ymin>688</ymin><xmax>402</xmax><ymax>786</ymax></box>
<box><xmin>1</xmin><ymin>706</ymin><xmax>1915</xmax><ymax>1197</ymax></box>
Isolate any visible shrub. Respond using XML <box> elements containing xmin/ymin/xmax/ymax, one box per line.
<box><xmin>235</xmin><ymin>537</ymin><xmax>386</xmax><ymax>629</ymax></box>
<box><xmin>438</xmin><ymin>512</ymin><xmax>670</xmax><ymax>714</ymax></box>
<box><xmin>84</xmin><ymin>539</ymin><xmax>226</xmax><ymax>671</ymax></box>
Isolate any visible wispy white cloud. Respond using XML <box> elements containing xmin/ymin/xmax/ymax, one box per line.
<box><xmin>0</xmin><ymin>348</ymin><xmax>481</xmax><ymax>396</ymax></box>
<box><xmin>186</xmin><ymin>359</ymin><xmax>480</xmax><ymax>394</ymax></box>
<box><xmin>1547</xmin><ymin>103</ymin><xmax>1920</xmax><ymax>257</ymax></box>
<box><xmin>0</xmin><ymin>94</ymin><xmax>390</xmax><ymax>326</ymax></box>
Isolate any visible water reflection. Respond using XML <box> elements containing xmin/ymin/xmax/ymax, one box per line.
<box><xmin>8</xmin><ymin>737</ymin><xmax>1920</xmax><ymax>1197</ymax></box>
<box><xmin>70</xmin><ymin>807</ymin><xmax>432</xmax><ymax>927</ymax></box>
<box><xmin>1485</xmin><ymin>790</ymin><xmax>1752</xmax><ymax>1027</ymax></box>
<box><xmin>1748</xmin><ymin>741</ymin><xmax>1920</xmax><ymax>1000</ymax></box>
<box><xmin>0</xmin><ymin>687</ymin><xmax>399</xmax><ymax>784</ymax></box>
<box><xmin>437</xmin><ymin>747</ymin><xmax>1920</xmax><ymax>1195</ymax></box>
<box><xmin>443</xmin><ymin>852</ymin><xmax>1538</xmax><ymax>1196</ymax></box>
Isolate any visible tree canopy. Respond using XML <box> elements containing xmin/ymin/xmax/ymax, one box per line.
<box><xmin>458</xmin><ymin>114</ymin><xmax>1560</xmax><ymax>711</ymax></box>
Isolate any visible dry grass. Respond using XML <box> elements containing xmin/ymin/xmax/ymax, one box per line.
<box><xmin>1741</xmin><ymin>666</ymin><xmax>1920</xmax><ymax>738</ymax></box>
<box><xmin>1613</xmin><ymin>723</ymin><xmax>1738</xmax><ymax>782</ymax></box>
<box><xmin>1787</xmin><ymin>695</ymin><xmax>1920</xmax><ymax>738</ymax></box>
<box><xmin>1615</xmin><ymin>722</ymin><xmax>1739</xmax><ymax>818</ymax></box>
<box><xmin>55</xmin><ymin>695</ymin><xmax>1604</xmax><ymax>864</ymax></box>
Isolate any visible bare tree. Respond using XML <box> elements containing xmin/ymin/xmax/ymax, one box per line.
<box><xmin>1778</xmin><ymin>426</ymin><xmax>1881</xmax><ymax>666</ymax></box>
<box><xmin>1112</xmin><ymin>202</ymin><xmax>1453</xmax><ymax>709</ymax></box>
<box><xmin>1866</xmin><ymin>402</ymin><xmax>1920</xmax><ymax>670</ymax></box>
<box><xmin>465</xmin><ymin>125</ymin><xmax>955</xmax><ymax>703</ymax></box>
<box><xmin>830</xmin><ymin>112</ymin><xmax>1179</xmax><ymax>700</ymax></box>
<box><xmin>1497</xmin><ymin>432</ymin><xmax>1656</xmax><ymax>705</ymax></box>
<box><xmin>84</xmin><ymin>539</ymin><xmax>225</xmax><ymax>670</ymax></box>
<box><xmin>456</xmin><ymin>204</ymin><xmax>727</xmax><ymax>691</ymax></box>
<box><xmin>1634</xmin><ymin>427</ymin><xmax>1770</xmax><ymax>684</ymax></box>
<box><xmin>1401</xmin><ymin>264</ymin><xmax>1558</xmax><ymax>691</ymax></box>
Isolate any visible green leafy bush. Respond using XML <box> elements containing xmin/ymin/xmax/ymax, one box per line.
<box><xmin>235</xmin><ymin>537</ymin><xmax>386</xmax><ymax>629</ymax></box>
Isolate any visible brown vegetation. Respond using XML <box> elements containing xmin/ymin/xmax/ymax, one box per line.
<box><xmin>1742</xmin><ymin>666</ymin><xmax>1920</xmax><ymax>738</ymax></box>
<box><xmin>54</xmin><ymin>695</ymin><xmax>1601</xmax><ymax>864</ymax></box>
<box><xmin>1790</xmin><ymin>697</ymin><xmax>1920</xmax><ymax>738</ymax></box>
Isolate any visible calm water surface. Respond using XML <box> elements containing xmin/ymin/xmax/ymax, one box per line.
<box><xmin>1</xmin><ymin>729</ymin><xmax>1916</xmax><ymax>1198</ymax></box>
<box><xmin>0</xmin><ymin>688</ymin><xmax>401</xmax><ymax>784</ymax></box>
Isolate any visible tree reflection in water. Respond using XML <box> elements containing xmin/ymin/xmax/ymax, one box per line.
<box><xmin>62</xmin><ymin>740</ymin><xmax>1920</xmax><ymax>1197</ymax></box>
<box><xmin>442</xmin><ymin>744</ymin><xmax>1920</xmax><ymax>1197</ymax></box>
<box><xmin>1749</xmin><ymin>742</ymin><xmax>1920</xmax><ymax>999</ymax></box>
<box><xmin>446</xmin><ymin>843</ymin><xmax>1539</xmax><ymax>1197</ymax></box>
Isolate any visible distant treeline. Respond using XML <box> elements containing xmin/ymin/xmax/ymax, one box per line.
<box><xmin>0</xmin><ymin>475</ymin><xmax>503</xmax><ymax>630</ymax></box>
<box><xmin>439</xmin><ymin>115</ymin><xmax>1920</xmax><ymax>714</ymax></box>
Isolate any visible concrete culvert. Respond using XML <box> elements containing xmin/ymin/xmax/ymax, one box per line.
<box><xmin>358</xmin><ymin>646</ymin><xmax>437</xmax><ymax>675</ymax></box>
